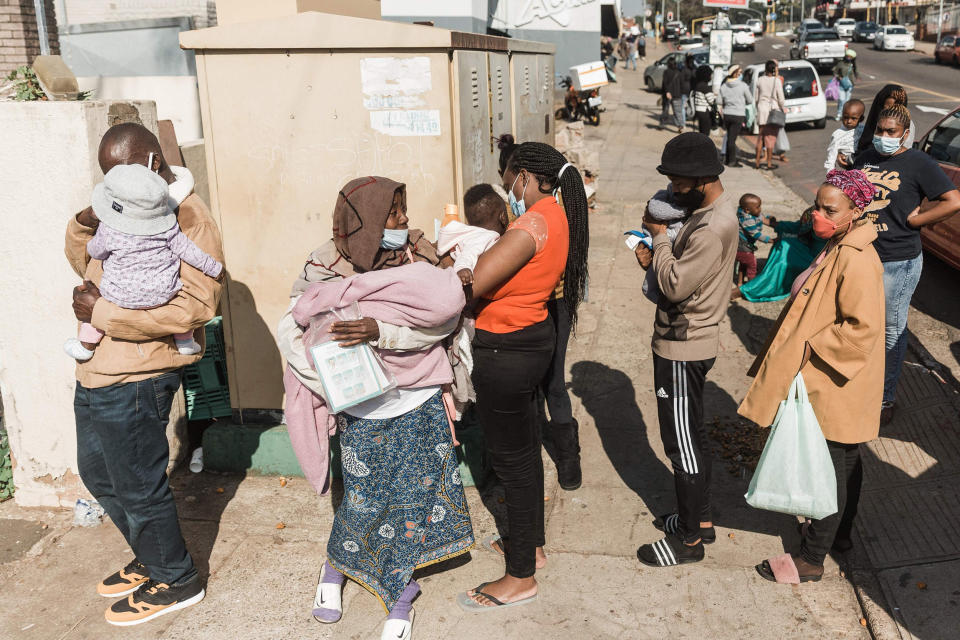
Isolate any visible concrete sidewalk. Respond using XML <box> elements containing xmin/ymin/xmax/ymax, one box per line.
<box><xmin>2</xmin><ymin>50</ymin><xmax>951</xmax><ymax>640</ymax></box>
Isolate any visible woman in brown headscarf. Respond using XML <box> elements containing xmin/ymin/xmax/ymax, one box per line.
<box><xmin>278</xmin><ymin>176</ymin><xmax>471</xmax><ymax>640</ymax></box>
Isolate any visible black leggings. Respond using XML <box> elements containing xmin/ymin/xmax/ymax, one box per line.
<box><xmin>723</xmin><ymin>115</ymin><xmax>745</xmax><ymax>164</ymax></box>
<box><xmin>801</xmin><ymin>441</ymin><xmax>863</xmax><ymax>566</ymax></box>
<box><xmin>695</xmin><ymin>111</ymin><xmax>712</xmax><ymax>135</ymax></box>
<box><xmin>472</xmin><ymin>319</ymin><xmax>555</xmax><ymax>578</ymax></box>
<box><xmin>539</xmin><ymin>297</ymin><xmax>573</xmax><ymax>425</ymax></box>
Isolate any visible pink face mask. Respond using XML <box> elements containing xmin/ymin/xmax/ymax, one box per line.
<box><xmin>811</xmin><ymin>208</ymin><xmax>853</xmax><ymax>240</ymax></box>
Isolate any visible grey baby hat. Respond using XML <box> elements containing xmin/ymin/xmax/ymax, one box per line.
<box><xmin>92</xmin><ymin>164</ymin><xmax>175</xmax><ymax>236</ymax></box>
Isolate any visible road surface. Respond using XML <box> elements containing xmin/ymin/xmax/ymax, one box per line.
<box><xmin>735</xmin><ymin>35</ymin><xmax>959</xmax><ymax>203</ymax></box>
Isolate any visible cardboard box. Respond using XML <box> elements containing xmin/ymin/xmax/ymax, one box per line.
<box><xmin>569</xmin><ymin>61</ymin><xmax>608</xmax><ymax>91</ymax></box>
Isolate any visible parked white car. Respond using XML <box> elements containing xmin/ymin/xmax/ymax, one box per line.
<box><xmin>747</xmin><ymin>18</ymin><xmax>764</xmax><ymax>36</ymax></box>
<box><xmin>676</xmin><ymin>36</ymin><xmax>704</xmax><ymax>51</ymax></box>
<box><xmin>874</xmin><ymin>25</ymin><xmax>915</xmax><ymax>51</ymax></box>
<box><xmin>834</xmin><ymin>18</ymin><xmax>856</xmax><ymax>38</ymax></box>
<box><xmin>732</xmin><ymin>24</ymin><xmax>757</xmax><ymax>51</ymax></box>
<box><xmin>743</xmin><ymin>59</ymin><xmax>827</xmax><ymax>128</ymax></box>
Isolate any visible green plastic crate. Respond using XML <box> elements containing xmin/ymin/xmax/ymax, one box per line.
<box><xmin>183</xmin><ymin>317</ymin><xmax>232</xmax><ymax>420</ymax></box>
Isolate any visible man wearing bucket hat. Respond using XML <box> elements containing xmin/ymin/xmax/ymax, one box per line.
<box><xmin>65</xmin><ymin>123</ymin><xmax>224</xmax><ymax>626</ymax></box>
<box><xmin>633</xmin><ymin>133</ymin><xmax>739</xmax><ymax>568</ymax></box>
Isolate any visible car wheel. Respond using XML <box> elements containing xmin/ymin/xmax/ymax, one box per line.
<box><xmin>935</xmin><ymin>54</ymin><xmax>941</xmax><ymax>64</ymax></box>
<box><xmin>790</xmin><ymin>49</ymin><xmax>798</xmax><ymax>59</ymax></box>
<box><xmin>814</xmin><ymin>117</ymin><xmax>826</xmax><ymax>130</ymax></box>
<box><xmin>954</xmin><ymin>55</ymin><xmax>959</xmax><ymax>66</ymax></box>
<box><xmin>646</xmin><ymin>77</ymin><xmax>657</xmax><ymax>92</ymax></box>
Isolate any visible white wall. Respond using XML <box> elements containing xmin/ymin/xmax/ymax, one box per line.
<box><xmin>491</xmin><ymin>0</ymin><xmax>602</xmax><ymax>31</ymax></box>
<box><xmin>0</xmin><ymin>100</ymin><xmax>158</xmax><ymax>507</ymax></box>
<box><xmin>381</xmin><ymin>0</ymin><xmax>486</xmax><ymax>19</ymax></box>
<box><xmin>77</xmin><ymin>76</ymin><xmax>203</xmax><ymax>141</ymax></box>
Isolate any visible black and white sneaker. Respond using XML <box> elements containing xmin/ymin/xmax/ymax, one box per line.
<box><xmin>653</xmin><ymin>513</ymin><xmax>716</xmax><ymax>544</ymax></box>
<box><xmin>637</xmin><ymin>533</ymin><xmax>704</xmax><ymax>567</ymax></box>
<box><xmin>105</xmin><ymin>577</ymin><xmax>204</xmax><ymax>626</ymax></box>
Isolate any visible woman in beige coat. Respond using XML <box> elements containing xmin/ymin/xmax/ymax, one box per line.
<box><xmin>739</xmin><ymin>169</ymin><xmax>883</xmax><ymax>584</ymax></box>
<box><xmin>754</xmin><ymin>60</ymin><xmax>786</xmax><ymax>171</ymax></box>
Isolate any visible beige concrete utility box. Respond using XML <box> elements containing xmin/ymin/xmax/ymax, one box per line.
<box><xmin>181</xmin><ymin>12</ymin><xmax>554</xmax><ymax>411</ymax></box>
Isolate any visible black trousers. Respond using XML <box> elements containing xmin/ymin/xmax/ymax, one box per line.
<box><xmin>472</xmin><ymin>319</ymin><xmax>555</xmax><ymax>578</ymax></box>
<box><xmin>801</xmin><ymin>441</ymin><xmax>863</xmax><ymax>566</ymax></box>
<box><xmin>75</xmin><ymin>371</ymin><xmax>196</xmax><ymax>585</ymax></box>
<box><xmin>538</xmin><ymin>298</ymin><xmax>573</xmax><ymax>426</ymax></box>
<box><xmin>695</xmin><ymin>111</ymin><xmax>712</xmax><ymax>135</ymax></box>
<box><xmin>723</xmin><ymin>115</ymin><xmax>745</xmax><ymax>164</ymax></box>
<box><xmin>653</xmin><ymin>354</ymin><xmax>715</xmax><ymax>544</ymax></box>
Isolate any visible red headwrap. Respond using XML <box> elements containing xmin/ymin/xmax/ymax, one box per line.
<box><xmin>823</xmin><ymin>169</ymin><xmax>876</xmax><ymax>210</ymax></box>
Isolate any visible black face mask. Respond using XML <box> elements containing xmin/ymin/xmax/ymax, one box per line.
<box><xmin>673</xmin><ymin>183</ymin><xmax>706</xmax><ymax>210</ymax></box>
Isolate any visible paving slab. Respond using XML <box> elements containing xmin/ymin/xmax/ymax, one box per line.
<box><xmin>874</xmin><ymin>560</ymin><xmax>960</xmax><ymax>640</ymax></box>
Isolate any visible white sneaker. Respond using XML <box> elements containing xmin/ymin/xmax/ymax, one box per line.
<box><xmin>381</xmin><ymin>609</ymin><xmax>414</xmax><ymax>640</ymax></box>
<box><xmin>64</xmin><ymin>338</ymin><xmax>95</xmax><ymax>361</ymax></box>
<box><xmin>175</xmin><ymin>338</ymin><xmax>202</xmax><ymax>355</ymax></box>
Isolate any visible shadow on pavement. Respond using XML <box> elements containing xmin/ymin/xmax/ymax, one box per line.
<box><xmin>909</xmin><ymin>252</ymin><xmax>960</xmax><ymax>331</ymax></box>
<box><xmin>727</xmin><ymin>301</ymin><xmax>778</xmax><ymax>356</ymax></box>
<box><xmin>569</xmin><ymin>360</ymin><xmax>793</xmax><ymax>546</ymax></box>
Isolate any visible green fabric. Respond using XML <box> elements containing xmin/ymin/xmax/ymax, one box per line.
<box><xmin>740</xmin><ymin>236</ymin><xmax>823</xmax><ymax>303</ymax></box>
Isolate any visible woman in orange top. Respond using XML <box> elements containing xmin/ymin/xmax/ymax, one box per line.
<box><xmin>456</xmin><ymin>142</ymin><xmax>590</xmax><ymax>611</ymax></box>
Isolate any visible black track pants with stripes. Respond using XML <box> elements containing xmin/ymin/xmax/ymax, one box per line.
<box><xmin>653</xmin><ymin>354</ymin><xmax>716</xmax><ymax>544</ymax></box>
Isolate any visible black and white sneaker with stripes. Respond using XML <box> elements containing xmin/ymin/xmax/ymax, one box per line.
<box><xmin>653</xmin><ymin>513</ymin><xmax>716</xmax><ymax>544</ymax></box>
<box><xmin>637</xmin><ymin>532</ymin><xmax>704</xmax><ymax>567</ymax></box>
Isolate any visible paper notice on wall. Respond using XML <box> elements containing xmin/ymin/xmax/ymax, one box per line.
<box><xmin>369</xmin><ymin>110</ymin><xmax>441</xmax><ymax>137</ymax></box>
<box><xmin>361</xmin><ymin>57</ymin><xmax>432</xmax><ymax>109</ymax></box>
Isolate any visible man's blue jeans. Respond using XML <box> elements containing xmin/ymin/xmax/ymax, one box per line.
<box><xmin>882</xmin><ymin>254</ymin><xmax>923</xmax><ymax>405</ymax></box>
<box><xmin>836</xmin><ymin>85</ymin><xmax>852</xmax><ymax>119</ymax></box>
<box><xmin>75</xmin><ymin>370</ymin><xmax>197</xmax><ymax>585</ymax></box>
<box><xmin>672</xmin><ymin>96</ymin><xmax>687</xmax><ymax>129</ymax></box>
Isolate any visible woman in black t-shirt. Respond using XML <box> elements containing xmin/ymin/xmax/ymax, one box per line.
<box><xmin>853</xmin><ymin>104</ymin><xmax>960</xmax><ymax>424</ymax></box>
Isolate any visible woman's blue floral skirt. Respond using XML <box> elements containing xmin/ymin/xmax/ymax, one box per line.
<box><xmin>326</xmin><ymin>391</ymin><xmax>474</xmax><ymax>611</ymax></box>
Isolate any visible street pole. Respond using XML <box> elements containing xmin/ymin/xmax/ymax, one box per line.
<box><xmin>937</xmin><ymin>0</ymin><xmax>944</xmax><ymax>41</ymax></box>
<box><xmin>33</xmin><ymin>0</ymin><xmax>50</xmax><ymax>56</ymax></box>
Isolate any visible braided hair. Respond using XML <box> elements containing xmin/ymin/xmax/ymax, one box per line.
<box><xmin>508</xmin><ymin>142</ymin><xmax>589</xmax><ymax>327</ymax></box>
<box><xmin>857</xmin><ymin>84</ymin><xmax>909</xmax><ymax>154</ymax></box>
<box><xmin>496</xmin><ymin>134</ymin><xmax>518</xmax><ymax>176</ymax></box>
<box><xmin>877</xmin><ymin>104</ymin><xmax>911</xmax><ymax>134</ymax></box>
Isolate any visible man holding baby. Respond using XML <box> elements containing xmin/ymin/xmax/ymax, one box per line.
<box><xmin>633</xmin><ymin>133</ymin><xmax>738</xmax><ymax>568</ymax></box>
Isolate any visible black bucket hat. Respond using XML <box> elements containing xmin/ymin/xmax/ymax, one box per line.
<box><xmin>657</xmin><ymin>132</ymin><xmax>724</xmax><ymax>178</ymax></box>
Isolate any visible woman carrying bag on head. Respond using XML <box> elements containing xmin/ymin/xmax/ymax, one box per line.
<box><xmin>754</xmin><ymin>60</ymin><xmax>786</xmax><ymax>171</ymax></box>
<box><xmin>738</xmin><ymin>170</ymin><xmax>885</xmax><ymax>585</ymax></box>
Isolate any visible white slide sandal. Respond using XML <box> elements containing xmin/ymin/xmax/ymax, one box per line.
<box><xmin>381</xmin><ymin>608</ymin><xmax>415</xmax><ymax>640</ymax></box>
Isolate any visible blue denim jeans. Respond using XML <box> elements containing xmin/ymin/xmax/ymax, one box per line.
<box><xmin>75</xmin><ymin>370</ymin><xmax>196</xmax><ymax>585</ymax></box>
<box><xmin>672</xmin><ymin>96</ymin><xmax>687</xmax><ymax>129</ymax></box>
<box><xmin>882</xmin><ymin>254</ymin><xmax>923</xmax><ymax>405</ymax></box>
<box><xmin>836</xmin><ymin>86</ymin><xmax>852</xmax><ymax>119</ymax></box>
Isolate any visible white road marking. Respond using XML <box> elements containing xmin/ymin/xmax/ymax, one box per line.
<box><xmin>868</xmin><ymin>74</ymin><xmax>876</xmax><ymax>79</ymax></box>
<box><xmin>916</xmin><ymin>105</ymin><xmax>950</xmax><ymax>115</ymax></box>
<box><xmin>771</xmin><ymin>44</ymin><xmax>784</xmax><ymax>50</ymax></box>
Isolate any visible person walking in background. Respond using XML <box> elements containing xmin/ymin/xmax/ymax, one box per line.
<box><xmin>675</xmin><ymin>55</ymin><xmax>694</xmax><ymax>133</ymax></box>
<box><xmin>637</xmin><ymin>31</ymin><xmax>647</xmax><ymax>58</ymax></box>
<box><xmin>618</xmin><ymin>34</ymin><xmax>630</xmax><ymax>68</ymax></box>
<box><xmin>692</xmin><ymin>65</ymin><xmax>717</xmax><ymax>135</ymax></box>
<box><xmin>627</xmin><ymin>34</ymin><xmax>640</xmax><ymax>70</ymax></box>
<box><xmin>832</xmin><ymin>50</ymin><xmax>859</xmax><ymax>121</ymax></box>
<box><xmin>853</xmin><ymin>105</ymin><xmax>960</xmax><ymax>424</ymax></box>
<box><xmin>754</xmin><ymin>60</ymin><xmax>786</xmax><ymax>171</ymax></box>
<box><xmin>65</xmin><ymin>123</ymin><xmax>222</xmax><ymax>626</ymax></box>
<box><xmin>741</xmin><ymin>170</ymin><xmax>883</xmax><ymax>584</ymax></box>
<box><xmin>773</xmin><ymin>61</ymin><xmax>791</xmax><ymax>165</ymax></box>
<box><xmin>458</xmin><ymin>142</ymin><xmax>589</xmax><ymax>610</ymax></box>
<box><xmin>660</xmin><ymin>58</ymin><xmax>679</xmax><ymax>130</ymax></box>
<box><xmin>719</xmin><ymin>65</ymin><xmax>752</xmax><ymax>168</ymax></box>
<box><xmin>633</xmin><ymin>133</ymin><xmax>739</xmax><ymax>568</ymax></box>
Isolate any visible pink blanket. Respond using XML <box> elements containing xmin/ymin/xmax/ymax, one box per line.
<box><xmin>283</xmin><ymin>262</ymin><xmax>465</xmax><ymax>494</ymax></box>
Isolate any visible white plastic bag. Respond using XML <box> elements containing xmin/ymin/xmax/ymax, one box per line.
<box><xmin>745</xmin><ymin>373</ymin><xmax>838</xmax><ymax>520</ymax></box>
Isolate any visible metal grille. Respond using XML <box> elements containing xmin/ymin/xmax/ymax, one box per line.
<box><xmin>471</xmin><ymin>68</ymin><xmax>480</xmax><ymax>109</ymax></box>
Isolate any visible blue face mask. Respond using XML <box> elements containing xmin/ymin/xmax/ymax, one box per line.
<box><xmin>508</xmin><ymin>172</ymin><xmax>527</xmax><ymax>218</ymax></box>
<box><xmin>873</xmin><ymin>134</ymin><xmax>903</xmax><ymax>156</ymax></box>
<box><xmin>380</xmin><ymin>228</ymin><xmax>408</xmax><ymax>250</ymax></box>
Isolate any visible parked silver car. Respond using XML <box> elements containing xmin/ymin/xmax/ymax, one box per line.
<box><xmin>643</xmin><ymin>47</ymin><xmax>710</xmax><ymax>92</ymax></box>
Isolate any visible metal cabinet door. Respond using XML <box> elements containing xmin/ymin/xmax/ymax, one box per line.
<box><xmin>455</xmin><ymin>49</ymin><xmax>493</xmax><ymax>201</ymax></box>
<box><xmin>489</xmin><ymin>52</ymin><xmax>513</xmax><ymax>173</ymax></box>
<box><xmin>511</xmin><ymin>52</ymin><xmax>553</xmax><ymax>146</ymax></box>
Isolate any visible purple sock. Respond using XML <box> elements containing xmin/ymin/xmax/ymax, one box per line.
<box><xmin>387</xmin><ymin>580</ymin><xmax>420</xmax><ymax>621</ymax></box>
<box><xmin>321</xmin><ymin>561</ymin><xmax>346</xmax><ymax>585</ymax></box>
